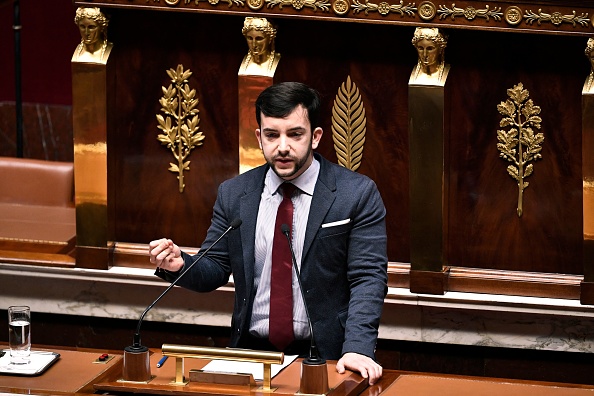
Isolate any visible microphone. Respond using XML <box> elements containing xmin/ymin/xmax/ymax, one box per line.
<box><xmin>122</xmin><ymin>218</ymin><xmax>242</xmax><ymax>382</ymax></box>
<box><xmin>282</xmin><ymin>223</ymin><xmax>329</xmax><ymax>396</ymax></box>
<box><xmin>280</xmin><ymin>223</ymin><xmax>324</xmax><ymax>365</ymax></box>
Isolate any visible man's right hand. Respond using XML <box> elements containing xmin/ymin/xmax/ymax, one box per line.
<box><xmin>149</xmin><ymin>238</ymin><xmax>184</xmax><ymax>272</ymax></box>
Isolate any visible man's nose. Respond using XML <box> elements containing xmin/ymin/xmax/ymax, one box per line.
<box><xmin>278</xmin><ymin>136</ymin><xmax>290</xmax><ymax>151</ymax></box>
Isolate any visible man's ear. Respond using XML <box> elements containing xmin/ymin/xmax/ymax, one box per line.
<box><xmin>255</xmin><ymin>129</ymin><xmax>262</xmax><ymax>149</ymax></box>
<box><xmin>311</xmin><ymin>127</ymin><xmax>323</xmax><ymax>149</ymax></box>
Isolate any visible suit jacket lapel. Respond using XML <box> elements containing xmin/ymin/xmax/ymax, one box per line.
<box><xmin>303</xmin><ymin>154</ymin><xmax>336</xmax><ymax>262</ymax></box>
<box><xmin>240</xmin><ymin>166</ymin><xmax>267</xmax><ymax>300</ymax></box>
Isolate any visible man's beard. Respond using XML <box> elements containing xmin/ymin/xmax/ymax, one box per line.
<box><xmin>266</xmin><ymin>143</ymin><xmax>312</xmax><ymax>180</ymax></box>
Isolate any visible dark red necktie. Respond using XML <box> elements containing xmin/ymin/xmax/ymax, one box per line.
<box><xmin>269</xmin><ymin>183</ymin><xmax>296</xmax><ymax>351</ymax></box>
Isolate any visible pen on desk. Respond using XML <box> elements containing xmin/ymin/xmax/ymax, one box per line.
<box><xmin>156</xmin><ymin>355</ymin><xmax>168</xmax><ymax>368</ymax></box>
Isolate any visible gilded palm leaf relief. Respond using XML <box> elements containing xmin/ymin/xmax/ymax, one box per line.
<box><xmin>331</xmin><ymin>76</ymin><xmax>367</xmax><ymax>172</ymax></box>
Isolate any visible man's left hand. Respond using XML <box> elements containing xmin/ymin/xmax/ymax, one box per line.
<box><xmin>336</xmin><ymin>352</ymin><xmax>383</xmax><ymax>385</ymax></box>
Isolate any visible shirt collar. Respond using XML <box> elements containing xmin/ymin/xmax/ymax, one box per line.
<box><xmin>266</xmin><ymin>156</ymin><xmax>320</xmax><ymax>196</ymax></box>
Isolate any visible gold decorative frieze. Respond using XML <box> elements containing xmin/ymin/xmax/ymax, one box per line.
<box><xmin>351</xmin><ymin>0</ymin><xmax>416</xmax><ymax>16</ymax></box>
<box><xmin>497</xmin><ymin>83</ymin><xmax>544</xmax><ymax>218</ymax></box>
<box><xmin>524</xmin><ymin>9</ymin><xmax>589</xmax><ymax>27</ymax></box>
<box><xmin>156</xmin><ymin>64</ymin><xmax>205</xmax><ymax>193</ymax></box>
<box><xmin>266</xmin><ymin>0</ymin><xmax>331</xmax><ymax>11</ymax></box>
<box><xmin>79</xmin><ymin>0</ymin><xmax>594</xmax><ymax>34</ymax></box>
<box><xmin>331</xmin><ymin>76</ymin><xmax>367</xmax><ymax>172</ymax></box>
<box><xmin>438</xmin><ymin>3</ymin><xmax>502</xmax><ymax>22</ymax></box>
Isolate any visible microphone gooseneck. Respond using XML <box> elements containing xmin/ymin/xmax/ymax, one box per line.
<box><xmin>132</xmin><ymin>218</ymin><xmax>243</xmax><ymax>349</ymax></box>
<box><xmin>281</xmin><ymin>223</ymin><xmax>325</xmax><ymax>364</ymax></box>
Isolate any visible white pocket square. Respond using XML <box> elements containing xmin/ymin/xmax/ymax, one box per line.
<box><xmin>321</xmin><ymin>218</ymin><xmax>351</xmax><ymax>228</ymax></box>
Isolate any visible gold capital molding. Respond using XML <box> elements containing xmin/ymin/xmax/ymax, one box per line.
<box><xmin>331</xmin><ymin>76</ymin><xmax>367</xmax><ymax>172</ymax></box>
<box><xmin>156</xmin><ymin>64</ymin><xmax>205</xmax><ymax>193</ymax></box>
<box><xmin>496</xmin><ymin>82</ymin><xmax>544</xmax><ymax>218</ymax></box>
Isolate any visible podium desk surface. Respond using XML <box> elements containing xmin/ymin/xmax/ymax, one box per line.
<box><xmin>3</xmin><ymin>345</ymin><xmax>594</xmax><ymax>396</ymax></box>
<box><xmin>0</xmin><ymin>345</ymin><xmax>122</xmax><ymax>394</ymax></box>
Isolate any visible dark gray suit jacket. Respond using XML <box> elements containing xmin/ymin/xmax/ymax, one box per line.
<box><xmin>168</xmin><ymin>153</ymin><xmax>388</xmax><ymax>360</ymax></box>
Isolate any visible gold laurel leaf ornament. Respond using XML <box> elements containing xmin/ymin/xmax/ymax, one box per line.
<box><xmin>156</xmin><ymin>64</ymin><xmax>205</xmax><ymax>193</ymax></box>
<box><xmin>496</xmin><ymin>82</ymin><xmax>544</xmax><ymax>217</ymax></box>
<box><xmin>331</xmin><ymin>76</ymin><xmax>367</xmax><ymax>172</ymax></box>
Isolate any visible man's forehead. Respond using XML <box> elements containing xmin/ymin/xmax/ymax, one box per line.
<box><xmin>260</xmin><ymin>105</ymin><xmax>310</xmax><ymax>128</ymax></box>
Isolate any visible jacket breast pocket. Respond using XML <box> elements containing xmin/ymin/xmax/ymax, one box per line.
<box><xmin>315</xmin><ymin>222</ymin><xmax>351</xmax><ymax>266</ymax></box>
<box><xmin>318</xmin><ymin>221</ymin><xmax>351</xmax><ymax>239</ymax></box>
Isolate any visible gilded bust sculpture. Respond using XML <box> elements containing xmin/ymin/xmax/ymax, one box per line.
<box><xmin>410</xmin><ymin>27</ymin><xmax>450</xmax><ymax>85</ymax></box>
<box><xmin>72</xmin><ymin>7</ymin><xmax>113</xmax><ymax>64</ymax></box>
<box><xmin>584</xmin><ymin>38</ymin><xmax>594</xmax><ymax>93</ymax></box>
<box><xmin>238</xmin><ymin>17</ymin><xmax>281</xmax><ymax>77</ymax></box>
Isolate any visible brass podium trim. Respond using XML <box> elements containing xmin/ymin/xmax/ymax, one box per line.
<box><xmin>162</xmin><ymin>344</ymin><xmax>284</xmax><ymax>391</ymax></box>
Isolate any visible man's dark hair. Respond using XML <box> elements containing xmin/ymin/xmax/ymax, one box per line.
<box><xmin>255</xmin><ymin>82</ymin><xmax>321</xmax><ymax>131</ymax></box>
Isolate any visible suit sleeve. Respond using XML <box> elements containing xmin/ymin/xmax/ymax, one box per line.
<box><xmin>341</xmin><ymin>177</ymin><xmax>388</xmax><ymax>359</ymax></box>
<box><xmin>156</xmin><ymin>182</ymin><xmax>235</xmax><ymax>293</ymax></box>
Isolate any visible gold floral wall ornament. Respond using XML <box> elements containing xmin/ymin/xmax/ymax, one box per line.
<box><xmin>332</xmin><ymin>0</ymin><xmax>350</xmax><ymax>15</ymax></box>
<box><xmin>497</xmin><ymin>83</ymin><xmax>544</xmax><ymax>217</ymax></box>
<box><xmin>418</xmin><ymin>1</ymin><xmax>436</xmax><ymax>20</ymax></box>
<box><xmin>438</xmin><ymin>3</ymin><xmax>502</xmax><ymax>21</ymax></box>
<box><xmin>266</xmin><ymin>0</ymin><xmax>331</xmax><ymax>12</ymax></box>
<box><xmin>524</xmin><ymin>9</ymin><xmax>589</xmax><ymax>27</ymax></box>
<box><xmin>331</xmin><ymin>76</ymin><xmax>366</xmax><ymax>171</ymax></box>
<box><xmin>504</xmin><ymin>5</ymin><xmax>523</xmax><ymax>25</ymax></box>
<box><xmin>351</xmin><ymin>0</ymin><xmax>416</xmax><ymax>16</ymax></box>
<box><xmin>156</xmin><ymin>64</ymin><xmax>205</xmax><ymax>193</ymax></box>
<box><xmin>186</xmin><ymin>0</ymin><xmax>245</xmax><ymax>6</ymax></box>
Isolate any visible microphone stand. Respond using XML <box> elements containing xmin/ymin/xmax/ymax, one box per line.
<box><xmin>282</xmin><ymin>224</ymin><xmax>329</xmax><ymax>395</ymax></box>
<box><xmin>122</xmin><ymin>219</ymin><xmax>242</xmax><ymax>382</ymax></box>
<box><xmin>13</xmin><ymin>0</ymin><xmax>23</xmax><ymax>157</ymax></box>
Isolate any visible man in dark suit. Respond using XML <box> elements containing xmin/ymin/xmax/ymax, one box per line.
<box><xmin>149</xmin><ymin>81</ymin><xmax>388</xmax><ymax>384</ymax></box>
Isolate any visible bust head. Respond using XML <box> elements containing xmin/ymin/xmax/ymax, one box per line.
<box><xmin>74</xmin><ymin>7</ymin><xmax>109</xmax><ymax>54</ymax></box>
<box><xmin>586</xmin><ymin>38</ymin><xmax>594</xmax><ymax>71</ymax></box>
<box><xmin>411</xmin><ymin>27</ymin><xmax>447</xmax><ymax>75</ymax></box>
<box><xmin>242</xmin><ymin>17</ymin><xmax>276</xmax><ymax>64</ymax></box>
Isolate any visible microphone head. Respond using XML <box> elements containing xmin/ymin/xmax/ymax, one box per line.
<box><xmin>281</xmin><ymin>223</ymin><xmax>290</xmax><ymax>235</ymax></box>
<box><xmin>230</xmin><ymin>218</ymin><xmax>242</xmax><ymax>229</ymax></box>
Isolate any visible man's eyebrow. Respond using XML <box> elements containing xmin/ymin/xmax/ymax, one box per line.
<box><xmin>261</xmin><ymin>126</ymin><xmax>307</xmax><ymax>133</ymax></box>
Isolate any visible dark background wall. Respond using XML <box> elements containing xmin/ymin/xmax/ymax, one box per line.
<box><xmin>0</xmin><ymin>0</ymin><xmax>78</xmax><ymax>104</ymax></box>
<box><xmin>0</xmin><ymin>0</ymin><xmax>77</xmax><ymax>159</ymax></box>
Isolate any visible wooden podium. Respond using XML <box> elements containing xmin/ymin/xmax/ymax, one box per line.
<box><xmin>94</xmin><ymin>350</ymin><xmax>367</xmax><ymax>396</ymax></box>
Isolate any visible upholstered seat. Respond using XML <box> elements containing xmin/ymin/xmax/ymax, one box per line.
<box><xmin>0</xmin><ymin>157</ymin><xmax>76</xmax><ymax>257</ymax></box>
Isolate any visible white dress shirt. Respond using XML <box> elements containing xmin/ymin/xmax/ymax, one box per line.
<box><xmin>249</xmin><ymin>158</ymin><xmax>320</xmax><ymax>340</ymax></box>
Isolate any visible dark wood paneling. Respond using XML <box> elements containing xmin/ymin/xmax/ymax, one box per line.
<box><xmin>101</xmin><ymin>9</ymin><xmax>589</xmax><ymax>282</ymax></box>
<box><xmin>107</xmin><ymin>12</ymin><xmax>412</xmax><ymax>261</ymax></box>
<box><xmin>108</xmin><ymin>11</ymin><xmax>245</xmax><ymax>247</ymax></box>
<box><xmin>446</xmin><ymin>29</ymin><xmax>585</xmax><ymax>274</ymax></box>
